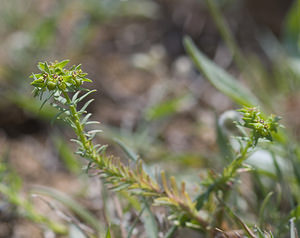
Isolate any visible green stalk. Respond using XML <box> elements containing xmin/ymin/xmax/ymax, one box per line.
<box><xmin>61</xmin><ymin>90</ymin><xmax>210</xmax><ymax>230</ymax></box>
<box><xmin>215</xmin><ymin>141</ymin><xmax>252</xmax><ymax>228</ymax></box>
<box><xmin>204</xmin><ymin>0</ymin><xmax>245</xmax><ymax>69</ymax></box>
<box><xmin>62</xmin><ymin>91</ymin><xmax>92</xmax><ymax>155</ymax></box>
<box><xmin>62</xmin><ymin>90</ymin><xmax>100</xmax><ymax>163</ymax></box>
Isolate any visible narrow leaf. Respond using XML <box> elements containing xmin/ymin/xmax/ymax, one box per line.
<box><xmin>72</xmin><ymin>91</ymin><xmax>81</xmax><ymax>102</ymax></box>
<box><xmin>78</xmin><ymin>99</ymin><xmax>94</xmax><ymax>114</ymax></box>
<box><xmin>81</xmin><ymin>113</ymin><xmax>92</xmax><ymax>125</ymax></box>
<box><xmin>127</xmin><ymin>205</ymin><xmax>146</xmax><ymax>238</ymax></box>
<box><xmin>96</xmin><ymin>145</ymin><xmax>108</xmax><ymax>153</ymax></box>
<box><xmin>106</xmin><ymin>227</ymin><xmax>111</xmax><ymax>238</ymax></box>
<box><xmin>75</xmin><ymin>90</ymin><xmax>97</xmax><ymax>104</ymax></box>
<box><xmin>44</xmin><ymin>62</ymin><xmax>50</xmax><ymax>74</ymax></box>
<box><xmin>141</xmin><ymin>199</ymin><xmax>158</xmax><ymax>238</ymax></box>
<box><xmin>51</xmin><ymin>108</ymin><xmax>69</xmax><ymax>124</ymax></box>
<box><xmin>184</xmin><ymin>36</ymin><xmax>259</xmax><ymax>107</ymax></box>
<box><xmin>38</xmin><ymin>62</ymin><xmax>46</xmax><ymax>72</ymax></box>
<box><xmin>258</xmin><ymin>192</ymin><xmax>273</xmax><ymax>227</ymax></box>
<box><xmin>114</xmin><ymin>138</ymin><xmax>139</xmax><ymax>162</ymax></box>
<box><xmin>40</xmin><ymin>91</ymin><xmax>55</xmax><ymax>111</ymax></box>
<box><xmin>85</xmin><ymin>121</ymin><xmax>100</xmax><ymax>125</ymax></box>
<box><xmin>55</xmin><ymin>59</ymin><xmax>70</xmax><ymax>69</ymax></box>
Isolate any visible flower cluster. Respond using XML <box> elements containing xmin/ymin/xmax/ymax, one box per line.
<box><xmin>30</xmin><ymin>60</ymin><xmax>91</xmax><ymax>96</ymax></box>
<box><xmin>238</xmin><ymin>107</ymin><xmax>281</xmax><ymax>145</ymax></box>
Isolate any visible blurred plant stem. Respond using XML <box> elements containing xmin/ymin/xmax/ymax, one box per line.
<box><xmin>203</xmin><ymin>0</ymin><xmax>246</xmax><ymax>70</ymax></box>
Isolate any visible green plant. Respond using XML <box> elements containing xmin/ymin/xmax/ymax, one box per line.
<box><xmin>30</xmin><ymin>60</ymin><xmax>209</xmax><ymax>229</ymax></box>
<box><xmin>28</xmin><ymin>60</ymin><xmax>283</xmax><ymax>237</ymax></box>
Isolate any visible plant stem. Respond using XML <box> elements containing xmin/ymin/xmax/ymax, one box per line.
<box><xmin>215</xmin><ymin>141</ymin><xmax>252</xmax><ymax>227</ymax></box>
<box><xmin>62</xmin><ymin>90</ymin><xmax>99</xmax><ymax>162</ymax></box>
<box><xmin>204</xmin><ymin>0</ymin><xmax>245</xmax><ymax>70</ymax></box>
<box><xmin>60</xmin><ymin>90</ymin><xmax>210</xmax><ymax>230</ymax></box>
<box><xmin>62</xmin><ymin>91</ymin><xmax>90</xmax><ymax>152</ymax></box>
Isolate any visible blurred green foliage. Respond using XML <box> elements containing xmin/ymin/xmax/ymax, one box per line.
<box><xmin>1</xmin><ymin>0</ymin><xmax>300</xmax><ymax>237</ymax></box>
<box><xmin>284</xmin><ymin>0</ymin><xmax>300</xmax><ymax>56</ymax></box>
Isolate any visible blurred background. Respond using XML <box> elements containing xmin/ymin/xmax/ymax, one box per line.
<box><xmin>0</xmin><ymin>0</ymin><xmax>300</xmax><ymax>237</ymax></box>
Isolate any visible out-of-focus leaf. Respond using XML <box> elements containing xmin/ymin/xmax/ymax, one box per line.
<box><xmin>215</xmin><ymin>114</ymin><xmax>233</xmax><ymax>163</ymax></box>
<box><xmin>69</xmin><ymin>224</ymin><xmax>87</xmax><ymax>238</ymax></box>
<box><xmin>33</xmin><ymin>18</ymin><xmax>57</xmax><ymax>47</ymax></box>
<box><xmin>114</xmin><ymin>138</ymin><xmax>138</xmax><ymax>162</ymax></box>
<box><xmin>283</xmin><ymin>0</ymin><xmax>300</xmax><ymax>56</ymax></box>
<box><xmin>290</xmin><ymin>206</ymin><xmax>300</xmax><ymax>220</ymax></box>
<box><xmin>258</xmin><ymin>192</ymin><xmax>273</xmax><ymax>227</ymax></box>
<box><xmin>32</xmin><ymin>186</ymin><xmax>103</xmax><ymax>233</ymax></box>
<box><xmin>146</xmin><ymin>95</ymin><xmax>192</xmax><ymax>120</ymax></box>
<box><xmin>141</xmin><ymin>200</ymin><xmax>158</xmax><ymax>238</ymax></box>
<box><xmin>224</xmin><ymin>206</ymin><xmax>256</xmax><ymax>238</ymax></box>
<box><xmin>53</xmin><ymin>136</ymin><xmax>82</xmax><ymax>174</ymax></box>
<box><xmin>105</xmin><ymin>227</ymin><xmax>111</xmax><ymax>238</ymax></box>
<box><xmin>127</xmin><ymin>205</ymin><xmax>146</xmax><ymax>238</ymax></box>
<box><xmin>7</xmin><ymin>93</ymin><xmax>58</xmax><ymax>120</ymax></box>
<box><xmin>184</xmin><ymin>36</ymin><xmax>259</xmax><ymax>107</ymax></box>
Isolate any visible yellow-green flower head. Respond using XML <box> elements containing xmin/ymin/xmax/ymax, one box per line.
<box><xmin>30</xmin><ymin>60</ymin><xmax>92</xmax><ymax>97</ymax></box>
<box><xmin>237</xmin><ymin>107</ymin><xmax>282</xmax><ymax>145</ymax></box>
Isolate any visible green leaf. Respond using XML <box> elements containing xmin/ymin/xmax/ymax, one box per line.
<box><xmin>127</xmin><ymin>205</ymin><xmax>146</xmax><ymax>238</ymax></box>
<box><xmin>8</xmin><ymin>93</ymin><xmax>58</xmax><ymax>120</ymax></box>
<box><xmin>195</xmin><ymin>185</ymin><xmax>215</xmax><ymax>210</ymax></box>
<box><xmin>215</xmin><ymin>114</ymin><xmax>233</xmax><ymax>163</ymax></box>
<box><xmin>141</xmin><ymin>199</ymin><xmax>158</xmax><ymax>238</ymax></box>
<box><xmin>164</xmin><ymin>226</ymin><xmax>178</xmax><ymax>238</ymax></box>
<box><xmin>114</xmin><ymin>138</ymin><xmax>138</xmax><ymax>162</ymax></box>
<box><xmin>258</xmin><ymin>192</ymin><xmax>273</xmax><ymax>227</ymax></box>
<box><xmin>145</xmin><ymin>95</ymin><xmax>190</xmax><ymax>120</ymax></box>
<box><xmin>224</xmin><ymin>206</ymin><xmax>256</xmax><ymax>238</ymax></box>
<box><xmin>55</xmin><ymin>59</ymin><xmax>70</xmax><ymax>69</ymax></box>
<box><xmin>82</xmin><ymin>78</ymin><xmax>92</xmax><ymax>83</ymax></box>
<box><xmin>184</xmin><ymin>36</ymin><xmax>259</xmax><ymax>107</ymax></box>
<box><xmin>62</xmin><ymin>75</ymin><xmax>73</xmax><ymax>82</ymax></box>
<box><xmin>81</xmin><ymin>113</ymin><xmax>92</xmax><ymax>125</ymax></box>
<box><xmin>38</xmin><ymin>62</ymin><xmax>46</xmax><ymax>72</ymax></box>
<box><xmin>105</xmin><ymin>227</ymin><xmax>111</xmax><ymax>238</ymax></box>
<box><xmin>39</xmin><ymin>91</ymin><xmax>56</xmax><ymax>111</ymax></box>
<box><xmin>44</xmin><ymin>62</ymin><xmax>50</xmax><ymax>74</ymax></box>
<box><xmin>75</xmin><ymin>64</ymin><xmax>82</xmax><ymax>70</ymax></box>
<box><xmin>74</xmin><ymin>90</ymin><xmax>97</xmax><ymax>104</ymax></box>
<box><xmin>78</xmin><ymin>99</ymin><xmax>94</xmax><ymax>114</ymax></box>
<box><xmin>53</xmin><ymin>136</ymin><xmax>81</xmax><ymax>174</ymax></box>
<box><xmin>72</xmin><ymin>91</ymin><xmax>81</xmax><ymax>102</ymax></box>
<box><xmin>31</xmin><ymin>80</ymin><xmax>44</xmax><ymax>87</ymax></box>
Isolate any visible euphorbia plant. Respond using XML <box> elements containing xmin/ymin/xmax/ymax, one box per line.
<box><xmin>30</xmin><ymin>60</ymin><xmax>209</xmax><ymax>229</ymax></box>
<box><xmin>30</xmin><ymin>60</ymin><xmax>282</xmax><ymax>236</ymax></box>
